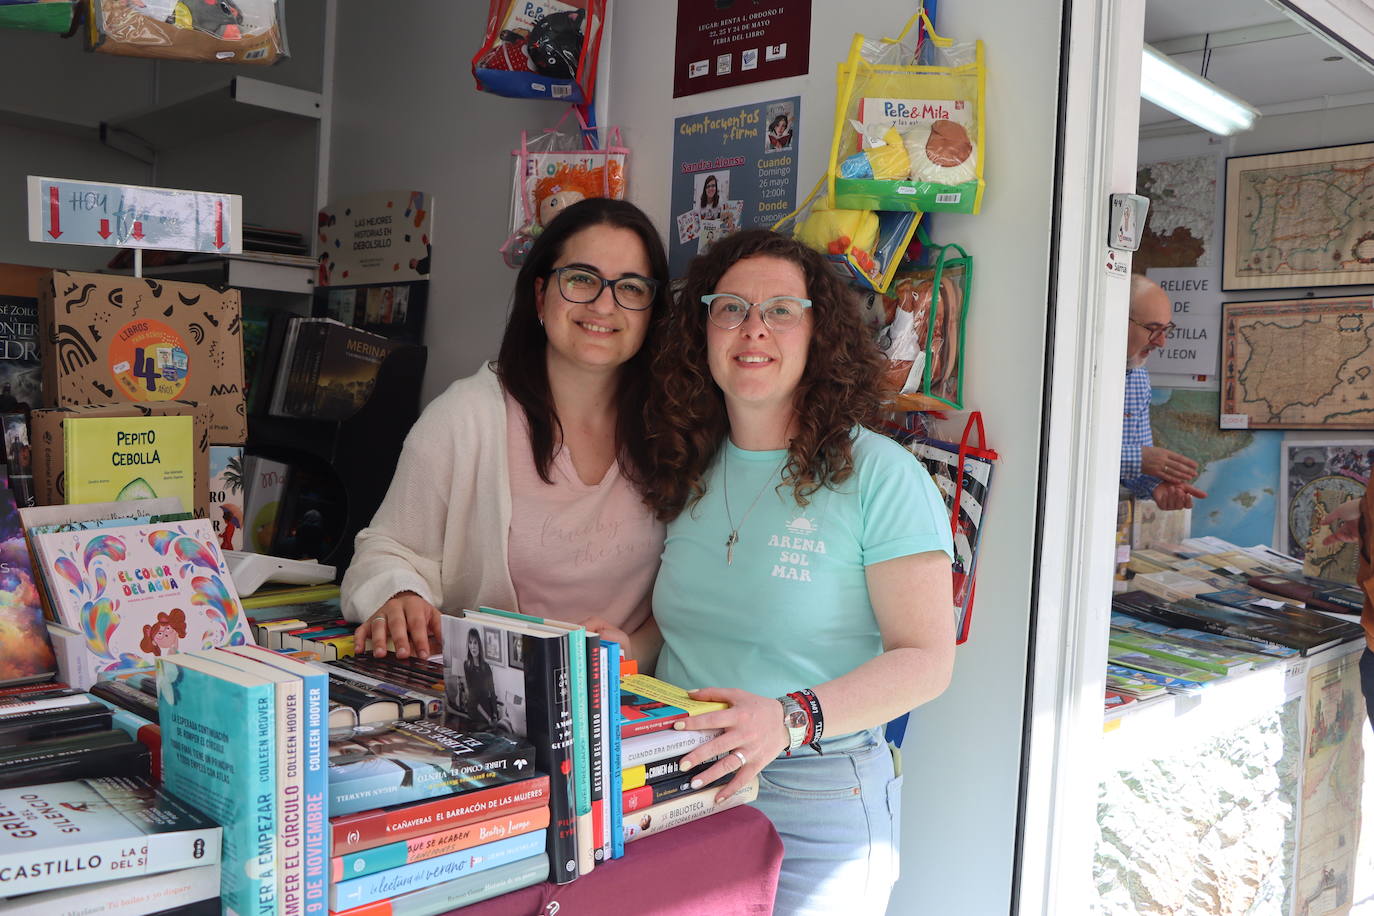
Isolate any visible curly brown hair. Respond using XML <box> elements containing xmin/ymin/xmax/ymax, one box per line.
<box><xmin>641</xmin><ymin>230</ymin><xmax>886</xmax><ymax>522</ymax></box>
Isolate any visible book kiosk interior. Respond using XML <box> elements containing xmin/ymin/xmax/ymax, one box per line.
<box><xmin>0</xmin><ymin>1</ymin><xmax>1370</xmax><ymax>914</ymax></box>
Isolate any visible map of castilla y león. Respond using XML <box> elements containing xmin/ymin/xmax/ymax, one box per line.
<box><xmin>1220</xmin><ymin>297</ymin><xmax>1374</xmax><ymax>430</ymax></box>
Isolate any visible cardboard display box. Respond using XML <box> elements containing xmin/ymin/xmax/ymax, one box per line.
<box><xmin>30</xmin><ymin>401</ymin><xmax>212</xmax><ymax>520</ymax></box>
<box><xmin>38</xmin><ymin>270</ymin><xmax>246</xmax><ymax>444</ymax></box>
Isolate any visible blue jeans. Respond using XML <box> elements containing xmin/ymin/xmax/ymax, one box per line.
<box><xmin>750</xmin><ymin>728</ymin><xmax>902</xmax><ymax>916</ymax></box>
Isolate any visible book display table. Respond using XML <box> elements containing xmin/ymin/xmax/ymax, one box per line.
<box><xmin>1094</xmin><ymin>640</ymin><xmax>1367</xmax><ymax>914</ymax></box>
<box><xmin>458</xmin><ymin>804</ymin><xmax>784</xmax><ymax>915</ymax></box>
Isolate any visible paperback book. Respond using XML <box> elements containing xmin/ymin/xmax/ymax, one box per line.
<box><xmin>620</xmin><ymin>673</ymin><xmax>727</xmax><ymax>738</ymax></box>
<box><xmin>328</xmin><ymin>854</ymin><xmax>547</xmax><ymax>916</ymax></box>
<box><xmin>0</xmin><ymin>777</ymin><xmax>218</xmax><ymax>896</ymax></box>
<box><xmin>0</xmin><ymin>862</ymin><xmax>221</xmax><ymax>916</ymax></box>
<box><xmin>64</xmin><ymin>415</ymin><xmax>195</xmax><ymax>513</ymax></box>
<box><xmin>0</xmin><ymin>481</ymin><xmax>56</xmax><ymax>685</ymax></box>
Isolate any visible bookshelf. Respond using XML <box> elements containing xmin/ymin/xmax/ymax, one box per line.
<box><xmin>247</xmin><ymin>344</ymin><xmax>428</xmax><ymax>575</ymax></box>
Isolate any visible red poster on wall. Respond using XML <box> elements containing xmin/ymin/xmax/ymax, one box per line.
<box><xmin>673</xmin><ymin>1</ymin><xmax>812</xmax><ymax>98</ymax></box>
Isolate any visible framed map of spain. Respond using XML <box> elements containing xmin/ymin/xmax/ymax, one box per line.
<box><xmin>1220</xmin><ymin>296</ymin><xmax>1374</xmax><ymax>429</ymax></box>
<box><xmin>1222</xmin><ymin>142</ymin><xmax>1374</xmax><ymax>290</ymax></box>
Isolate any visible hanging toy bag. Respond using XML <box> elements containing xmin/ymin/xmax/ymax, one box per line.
<box><xmin>773</xmin><ymin>176</ymin><xmax>921</xmax><ymax>296</ymax></box>
<box><xmin>86</xmin><ymin>0</ymin><xmax>289</xmax><ymax>63</ymax></box>
<box><xmin>473</xmin><ymin>0</ymin><xmax>606</xmax><ymax>103</ymax></box>
<box><xmin>828</xmin><ymin>9</ymin><xmax>984</xmax><ymax>214</ymax></box>
<box><xmin>876</xmin><ymin>224</ymin><xmax>972</xmax><ymax>410</ymax></box>
<box><xmin>501</xmin><ymin>107</ymin><xmax>628</xmax><ymax>267</ymax></box>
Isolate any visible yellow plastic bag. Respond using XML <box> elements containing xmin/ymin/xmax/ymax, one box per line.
<box><xmin>828</xmin><ymin>10</ymin><xmax>985</xmax><ymax>214</ymax></box>
<box><xmin>773</xmin><ymin>176</ymin><xmax>921</xmax><ymax>296</ymax></box>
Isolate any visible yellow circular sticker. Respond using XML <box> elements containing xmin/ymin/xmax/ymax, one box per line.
<box><xmin>109</xmin><ymin>319</ymin><xmax>190</xmax><ymax>401</ymax></box>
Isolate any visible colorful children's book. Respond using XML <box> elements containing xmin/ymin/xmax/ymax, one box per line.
<box><xmin>208</xmin><ymin>446</ymin><xmax>245</xmax><ymax>552</ymax></box>
<box><xmin>64</xmin><ymin>415</ymin><xmax>195</xmax><ymax>512</ymax></box>
<box><xmin>619</xmin><ymin>673</ymin><xmax>727</xmax><ymax>738</ymax></box>
<box><xmin>158</xmin><ymin>650</ymin><xmax>278</xmax><ymax>915</ymax></box>
<box><xmin>0</xmin><ymin>482</ymin><xmax>56</xmax><ymax>685</ymax></box>
<box><xmin>30</xmin><ymin>518</ymin><xmax>251</xmax><ymax>677</ymax></box>
<box><xmin>242</xmin><ymin>455</ymin><xmax>291</xmax><ymax>553</ymax></box>
<box><xmin>0</xmin><ymin>776</ymin><xmax>221</xmax><ymax>897</ymax></box>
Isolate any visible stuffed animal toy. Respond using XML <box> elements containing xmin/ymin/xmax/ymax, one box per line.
<box><xmin>794</xmin><ymin>203</ymin><xmax>881</xmax><ymax>278</ymax></box>
<box><xmin>527</xmin><ymin>8</ymin><xmax>585</xmax><ymax>79</ymax></box>
<box><xmin>166</xmin><ymin>0</ymin><xmax>245</xmax><ymax>40</ymax></box>
<box><xmin>838</xmin><ymin>128</ymin><xmax>912</xmax><ymax>181</ymax></box>
<box><xmin>904</xmin><ymin>119</ymin><xmax>977</xmax><ymax>184</ymax></box>
<box><xmin>478</xmin><ymin>28</ymin><xmax>536</xmax><ymax>73</ymax></box>
<box><xmin>529</xmin><ymin>161</ymin><xmax>623</xmax><ymax>233</ymax></box>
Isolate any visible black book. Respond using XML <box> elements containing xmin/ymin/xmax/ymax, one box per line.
<box><xmin>1113</xmin><ymin>591</ymin><xmax>1351</xmax><ymax>656</ymax></box>
<box><xmin>249</xmin><ymin>309</ymin><xmax>296</xmax><ymax>416</ymax></box>
<box><xmin>1197</xmin><ymin>589</ymin><xmax>1364</xmax><ymax>638</ymax></box>
<box><xmin>89</xmin><ymin>680</ymin><xmax>161</xmax><ymax>723</ymax></box>
<box><xmin>161</xmin><ymin>900</ymin><xmax>223</xmax><ymax>916</ymax></box>
<box><xmin>0</xmin><ymin>727</ymin><xmax>129</xmax><ymax>763</ymax></box>
<box><xmin>446</xmin><ymin>611</ymin><xmax>577</xmax><ymax>884</ymax></box>
<box><xmin>645</xmin><ymin>756</ymin><xmax>716</xmax><ymax>785</ymax></box>
<box><xmin>0</xmin><ymin>702</ymin><xmax>113</xmax><ymax>743</ymax></box>
<box><xmin>0</xmin><ymin>735</ymin><xmax>149</xmax><ymax>788</ymax></box>
<box><xmin>327</xmin><ymin>673</ymin><xmax>403</xmax><ymax>725</ymax></box>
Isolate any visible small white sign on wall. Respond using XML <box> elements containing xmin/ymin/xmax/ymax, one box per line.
<box><xmin>1145</xmin><ymin>267</ymin><xmax>1221</xmax><ymax>378</ymax></box>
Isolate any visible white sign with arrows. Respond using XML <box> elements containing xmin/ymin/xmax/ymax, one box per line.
<box><xmin>26</xmin><ymin>176</ymin><xmax>242</xmax><ymax>254</ymax></box>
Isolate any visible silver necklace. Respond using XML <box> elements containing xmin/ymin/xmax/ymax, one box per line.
<box><xmin>722</xmin><ymin>450</ymin><xmax>788</xmax><ymax>565</ymax></box>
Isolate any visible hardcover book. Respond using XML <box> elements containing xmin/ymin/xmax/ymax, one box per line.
<box><xmin>328</xmin><ymin>720</ymin><xmax>537</xmax><ymax>817</ymax></box>
<box><xmin>0</xmin><ymin>482</ymin><xmax>56</xmax><ymax>685</ymax></box>
<box><xmin>29</xmin><ymin>518</ymin><xmax>252</xmax><ymax>676</ymax></box>
<box><xmin>0</xmin><ymin>862</ymin><xmax>220</xmax><ymax>916</ymax></box>
<box><xmin>0</xmin><ymin>776</ymin><xmax>220</xmax><ymax>897</ymax></box>
<box><xmin>328</xmin><ymin>773</ymin><xmax>550</xmax><ymax>855</ymax></box>
<box><xmin>158</xmin><ymin>650</ymin><xmax>278</xmax><ymax>914</ymax></box>
<box><xmin>1113</xmin><ymin>590</ymin><xmax>1350</xmax><ymax>656</ymax></box>
<box><xmin>0</xmin><ymin>286</ymin><xmax>41</xmax><ymax>415</ymax></box>
<box><xmin>64</xmin><ymin>415</ymin><xmax>195</xmax><ymax>513</ymax></box>
<box><xmin>306</xmin><ymin>324</ymin><xmax>405</xmax><ymax>421</ymax></box>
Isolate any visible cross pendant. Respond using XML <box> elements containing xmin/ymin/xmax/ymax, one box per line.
<box><xmin>725</xmin><ymin>531</ymin><xmax>738</xmax><ymax>565</ymax></box>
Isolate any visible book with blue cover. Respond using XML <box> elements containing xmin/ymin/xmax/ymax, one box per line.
<box><xmin>158</xmin><ymin>650</ymin><xmax>277</xmax><ymax>914</ymax></box>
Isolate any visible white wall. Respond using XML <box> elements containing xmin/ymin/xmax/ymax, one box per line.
<box><xmin>328</xmin><ymin>3</ymin><xmax>1063</xmax><ymax>913</ymax></box>
<box><xmin>328</xmin><ymin>3</ymin><xmax>558</xmax><ymax>404</ymax></box>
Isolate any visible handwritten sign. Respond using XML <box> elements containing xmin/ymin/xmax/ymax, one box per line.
<box><xmin>27</xmin><ymin>176</ymin><xmax>242</xmax><ymax>254</ymax></box>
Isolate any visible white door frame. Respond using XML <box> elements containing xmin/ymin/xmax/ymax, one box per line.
<box><xmin>1016</xmin><ymin>0</ymin><xmax>1147</xmax><ymax>913</ymax></box>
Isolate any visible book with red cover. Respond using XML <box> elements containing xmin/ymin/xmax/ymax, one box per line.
<box><xmin>329</xmin><ymin>773</ymin><xmax>551</xmax><ymax>853</ymax></box>
<box><xmin>620</xmin><ymin>689</ymin><xmax>691</xmax><ymax>738</ymax></box>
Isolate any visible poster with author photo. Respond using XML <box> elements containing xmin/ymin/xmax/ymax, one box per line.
<box><xmin>669</xmin><ymin>96</ymin><xmax>800</xmax><ymax>276</ymax></box>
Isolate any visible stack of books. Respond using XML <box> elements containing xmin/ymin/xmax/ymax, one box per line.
<box><xmin>0</xmin><ymin>683</ymin><xmax>153</xmax><ymax>788</ymax></box>
<box><xmin>326</xmin><ymin>720</ymin><xmax>550</xmax><ymax>912</ymax></box>
<box><xmin>0</xmin><ymin>776</ymin><xmax>222</xmax><ymax>915</ymax></box>
<box><xmin>266</xmin><ymin>318</ymin><xmax>405</xmax><ymax>421</ymax></box>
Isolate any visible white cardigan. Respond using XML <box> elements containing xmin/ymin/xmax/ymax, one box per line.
<box><xmin>340</xmin><ymin>364</ymin><xmax>519</xmax><ymax>622</ymax></box>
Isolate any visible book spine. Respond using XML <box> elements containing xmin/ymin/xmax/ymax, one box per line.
<box><xmin>0</xmin><ymin>741</ymin><xmax>151</xmax><ymax>790</ymax></box>
<box><xmin>0</xmin><ymin>703</ymin><xmax>112</xmax><ymax>743</ymax></box>
<box><xmin>622</xmin><ymin>771</ymin><xmax>717</xmax><ymax>812</ymax></box>
<box><xmin>620</xmin><ymin>728</ymin><xmax>720</xmax><ymax>768</ymax></box>
<box><xmin>88</xmin><ymin>700</ymin><xmax>163</xmax><ymax>784</ymax></box>
<box><xmin>624</xmin><ymin>781</ymin><xmax>759</xmax><ymax>844</ymax></box>
<box><xmin>0</xmin><ymin>863</ymin><xmax>221</xmax><ymax>916</ymax></box>
<box><xmin>329</xmin><ymin>831</ymin><xmax>545</xmax><ymax>910</ymax></box>
<box><xmin>523</xmin><ymin>634</ymin><xmax>577</xmax><ymax>884</ymax></box>
<box><xmin>331</xmin><ymin>807</ymin><xmax>550</xmax><ymax>882</ymax></box>
<box><xmin>292</xmin><ymin>323</ymin><xmax>330</xmax><ymax>418</ymax></box>
<box><xmin>89</xmin><ymin>680</ymin><xmax>161</xmax><ymax>722</ymax></box>
<box><xmin>620</xmin><ymin>711</ymin><xmax>688</xmax><ymax>739</ymax></box>
<box><xmin>564</xmin><ymin>628</ymin><xmax>591</xmax><ymax>878</ymax></box>
<box><xmin>268</xmin><ymin>318</ymin><xmax>301</xmax><ymax>417</ymax></box>
<box><xmin>596</xmin><ymin>643</ymin><xmax>611</xmax><ymax>864</ymax></box>
<box><xmin>600</xmin><ymin>639</ymin><xmax>625</xmax><ymax>861</ymax></box>
<box><xmin>322</xmin><ymin>665</ymin><xmax>442</xmax><ymax>718</ymax></box>
<box><xmin>297</xmin><ymin>671</ymin><xmax>329</xmax><ymax>916</ymax></box>
<box><xmin>585</xmin><ymin>633</ymin><xmax>604</xmax><ymax>868</ymax></box>
<box><xmin>0</xmin><ymin>822</ymin><xmax>220</xmax><ymax>897</ymax></box>
<box><xmin>329</xmin><ymin>774</ymin><xmax>550</xmax><ymax>854</ymax></box>
<box><xmin>329</xmin><ymin>854</ymin><xmax>549</xmax><ymax>916</ymax></box>
<box><xmin>326</xmin><ymin>674</ymin><xmax>402</xmax><ymax>725</ymax></box>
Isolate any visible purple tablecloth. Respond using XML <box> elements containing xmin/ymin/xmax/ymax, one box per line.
<box><xmin>451</xmin><ymin>804</ymin><xmax>782</xmax><ymax>915</ymax></box>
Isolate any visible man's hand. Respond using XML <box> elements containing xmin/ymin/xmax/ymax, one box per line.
<box><xmin>1320</xmin><ymin>498</ymin><xmax>1362</xmax><ymax>545</ymax></box>
<box><xmin>1140</xmin><ymin>446</ymin><xmax>1200</xmax><ymax>484</ymax></box>
<box><xmin>1152</xmin><ymin>482</ymin><xmax>1207</xmax><ymax>511</ymax></box>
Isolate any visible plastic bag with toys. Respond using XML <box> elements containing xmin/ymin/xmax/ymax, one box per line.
<box><xmin>86</xmin><ymin>0</ymin><xmax>288</xmax><ymax>63</ymax></box>
<box><xmin>774</xmin><ymin>176</ymin><xmax>921</xmax><ymax>296</ymax></box>
<box><xmin>876</xmin><ymin>225</ymin><xmax>971</xmax><ymax>410</ymax></box>
<box><xmin>501</xmin><ymin>107</ymin><xmax>628</xmax><ymax>267</ymax></box>
<box><xmin>472</xmin><ymin>0</ymin><xmax>606</xmax><ymax>103</ymax></box>
<box><xmin>828</xmin><ymin>8</ymin><xmax>985</xmax><ymax>214</ymax></box>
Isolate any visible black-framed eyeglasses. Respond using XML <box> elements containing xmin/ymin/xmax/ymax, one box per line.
<box><xmin>702</xmin><ymin>293</ymin><xmax>813</xmax><ymax>331</ymax></box>
<box><xmin>1129</xmin><ymin>316</ymin><xmax>1176</xmax><ymax>340</ymax></box>
<box><xmin>549</xmin><ymin>266</ymin><xmax>658</xmax><ymax>311</ymax></box>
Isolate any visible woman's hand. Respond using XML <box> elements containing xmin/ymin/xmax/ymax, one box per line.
<box><xmin>1321</xmin><ymin>497</ymin><xmax>1362</xmax><ymax>545</ymax></box>
<box><xmin>672</xmin><ymin>687</ymin><xmax>789</xmax><ymax>805</ymax></box>
<box><xmin>581</xmin><ymin>616</ymin><xmax>634</xmax><ymax>659</ymax></box>
<box><xmin>353</xmin><ymin>591</ymin><xmax>443</xmax><ymax>660</ymax></box>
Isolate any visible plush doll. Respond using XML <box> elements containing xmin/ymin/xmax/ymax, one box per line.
<box><xmin>527</xmin><ymin>8</ymin><xmax>585</xmax><ymax>79</ymax></box>
<box><xmin>529</xmin><ymin>161</ymin><xmax>623</xmax><ymax>234</ymax></box>
<box><xmin>838</xmin><ymin>128</ymin><xmax>912</xmax><ymax>182</ymax></box>
<box><xmin>166</xmin><ymin>0</ymin><xmax>245</xmax><ymax>39</ymax></box>
<box><xmin>904</xmin><ymin>119</ymin><xmax>977</xmax><ymax>185</ymax></box>
<box><xmin>794</xmin><ymin>203</ymin><xmax>881</xmax><ymax>278</ymax></box>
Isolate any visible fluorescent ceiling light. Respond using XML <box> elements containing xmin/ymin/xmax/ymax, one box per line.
<box><xmin>1140</xmin><ymin>43</ymin><xmax>1261</xmax><ymax>135</ymax></box>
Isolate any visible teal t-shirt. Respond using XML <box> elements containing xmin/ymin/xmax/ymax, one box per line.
<box><xmin>653</xmin><ymin>427</ymin><xmax>954</xmax><ymax>707</ymax></box>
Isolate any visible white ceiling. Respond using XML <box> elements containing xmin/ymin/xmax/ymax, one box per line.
<box><xmin>1141</xmin><ymin>0</ymin><xmax>1374</xmax><ymax>125</ymax></box>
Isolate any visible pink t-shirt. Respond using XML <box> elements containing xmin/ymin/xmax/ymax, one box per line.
<box><xmin>505</xmin><ymin>393</ymin><xmax>663</xmax><ymax>631</ymax></box>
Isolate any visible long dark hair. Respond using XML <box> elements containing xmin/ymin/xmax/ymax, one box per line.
<box><xmin>699</xmin><ymin>176</ymin><xmax>719</xmax><ymax>209</ymax></box>
<box><xmin>641</xmin><ymin>230</ymin><xmax>886</xmax><ymax>521</ymax></box>
<box><xmin>496</xmin><ymin>197</ymin><xmax>671</xmax><ymax>486</ymax></box>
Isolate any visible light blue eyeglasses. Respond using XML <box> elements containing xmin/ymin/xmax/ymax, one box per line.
<box><xmin>701</xmin><ymin>294</ymin><xmax>813</xmax><ymax>331</ymax></box>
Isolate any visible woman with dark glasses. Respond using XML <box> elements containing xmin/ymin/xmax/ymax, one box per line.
<box><xmin>343</xmin><ymin>198</ymin><xmax>672</xmax><ymax>662</ymax></box>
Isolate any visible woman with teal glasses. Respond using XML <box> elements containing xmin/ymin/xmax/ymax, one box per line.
<box><xmin>631</xmin><ymin>229</ymin><xmax>956</xmax><ymax>914</ymax></box>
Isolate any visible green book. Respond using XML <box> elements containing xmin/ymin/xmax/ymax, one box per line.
<box><xmin>64</xmin><ymin>415</ymin><xmax>195</xmax><ymax>513</ymax></box>
<box><xmin>1109</xmin><ymin>627</ymin><xmax>1254</xmax><ymax>676</ymax></box>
